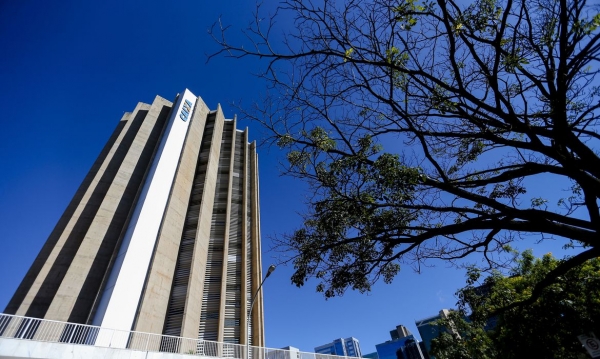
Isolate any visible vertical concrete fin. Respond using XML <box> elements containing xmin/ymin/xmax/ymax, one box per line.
<box><xmin>133</xmin><ymin>95</ymin><xmax>209</xmax><ymax>336</ymax></box>
<box><xmin>91</xmin><ymin>90</ymin><xmax>193</xmax><ymax>331</ymax></box>
<box><xmin>254</xmin><ymin>150</ymin><xmax>265</xmax><ymax>347</ymax></box>
<box><xmin>5</xmin><ymin>111</ymin><xmax>130</xmax><ymax>315</ymax></box>
<box><xmin>249</xmin><ymin>142</ymin><xmax>264</xmax><ymax>346</ymax></box>
<box><xmin>178</xmin><ymin>97</ymin><xmax>219</xmax><ymax>339</ymax></box>
<box><xmin>240</xmin><ymin>129</ymin><xmax>250</xmax><ymax>345</ymax></box>
<box><xmin>16</xmin><ymin>101</ymin><xmax>153</xmax><ymax>320</ymax></box>
<box><xmin>46</xmin><ymin>98</ymin><xmax>171</xmax><ymax>323</ymax></box>
<box><xmin>192</xmin><ymin>105</ymin><xmax>225</xmax><ymax>341</ymax></box>
<box><xmin>217</xmin><ymin>116</ymin><xmax>237</xmax><ymax>343</ymax></box>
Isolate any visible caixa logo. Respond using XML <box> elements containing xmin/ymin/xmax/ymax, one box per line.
<box><xmin>179</xmin><ymin>99</ymin><xmax>193</xmax><ymax>122</ymax></box>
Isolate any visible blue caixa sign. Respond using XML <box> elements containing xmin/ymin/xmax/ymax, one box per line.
<box><xmin>179</xmin><ymin>99</ymin><xmax>193</xmax><ymax>121</ymax></box>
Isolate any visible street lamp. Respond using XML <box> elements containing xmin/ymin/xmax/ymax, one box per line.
<box><xmin>247</xmin><ymin>264</ymin><xmax>275</xmax><ymax>359</ymax></box>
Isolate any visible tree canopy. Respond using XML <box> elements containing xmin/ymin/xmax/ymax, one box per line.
<box><xmin>211</xmin><ymin>0</ymin><xmax>600</xmax><ymax>299</ymax></box>
<box><xmin>430</xmin><ymin>251</ymin><xmax>600</xmax><ymax>359</ymax></box>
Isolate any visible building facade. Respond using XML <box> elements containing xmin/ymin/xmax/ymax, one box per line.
<box><xmin>370</xmin><ymin>324</ymin><xmax>428</xmax><ymax>359</ymax></box>
<box><xmin>315</xmin><ymin>337</ymin><xmax>362</xmax><ymax>357</ymax></box>
<box><xmin>415</xmin><ymin>309</ymin><xmax>456</xmax><ymax>359</ymax></box>
<box><xmin>401</xmin><ymin>338</ymin><xmax>426</xmax><ymax>359</ymax></box>
<box><xmin>389</xmin><ymin>325</ymin><xmax>412</xmax><ymax>341</ymax></box>
<box><xmin>375</xmin><ymin>335</ymin><xmax>426</xmax><ymax>359</ymax></box>
<box><xmin>363</xmin><ymin>352</ymin><xmax>379</xmax><ymax>359</ymax></box>
<box><xmin>3</xmin><ymin>89</ymin><xmax>265</xmax><ymax>346</ymax></box>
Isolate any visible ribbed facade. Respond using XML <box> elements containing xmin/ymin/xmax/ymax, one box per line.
<box><xmin>4</xmin><ymin>89</ymin><xmax>265</xmax><ymax>347</ymax></box>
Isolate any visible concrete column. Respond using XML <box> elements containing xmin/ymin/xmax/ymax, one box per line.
<box><xmin>249</xmin><ymin>143</ymin><xmax>264</xmax><ymax>347</ymax></box>
<box><xmin>179</xmin><ymin>106</ymin><xmax>225</xmax><ymax>340</ymax></box>
<box><xmin>5</xmin><ymin>111</ymin><xmax>129</xmax><ymax>317</ymax></box>
<box><xmin>133</xmin><ymin>96</ymin><xmax>210</xmax><ymax>337</ymax></box>
<box><xmin>15</xmin><ymin>101</ymin><xmax>153</xmax><ymax>320</ymax></box>
<box><xmin>92</xmin><ymin>90</ymin><xmax>200</xmax><ymax>336</ymax></box>
<box><xmin>217</xmin><ymin>117</ymin><xmax>237</xmax><ymax>343</ymax></box>
<box><xmin>47</xmin><ymin>96</ymin><xmax>173</xmax><ymax>323</ymax></box>
<box><xmin>240</xmin><ymin>129</ymin><xmax>249</xmax><ymax>345</ymax></box>
<box><xmin>254</xmin><ymin>152</ymin><xmax>265</xmax><ymax>347</ymax></box>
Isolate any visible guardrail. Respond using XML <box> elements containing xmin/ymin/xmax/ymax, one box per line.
<box><xmin>0</xmin><ymin>313</ymin><xmax>356</xmax><ymax>359</ymax></box>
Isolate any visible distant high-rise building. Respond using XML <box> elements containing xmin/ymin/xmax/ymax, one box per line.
<box><xmin>390</xmin><ymin>325</ymin><xmax>412</xmax><ymax>341</ymax></box>
<box><xmin>402</xmin><ymin>338</ymin><xmax>426</xmax><ymax>359</ymax></box>
<box><xmin>363</xmin><ymin>352</ymin><xmax>379</xmax><ymax>359</ymax></box>
<box><xmin>415</xmin><ymin>309</ymin><xmax>456</xmax><ymax>359</ymax></box>
<box><xmin>4</xmin><ymin>89</ymin><xmax>265</xmax><ymax>346</ymax></box>
<box><xmin>395</xmin><ymin>347</ymin><xmax>406</xmax><ymax>359</ymax></box>
<box><xmin>373</xmin><ymin>324</ymin><xmax>427</xmax><ymax>359</ymax></box>
<box><xmin>375</xmin><ymin>335</ymin><xmax>425</xmax><ymax>359</ymax></box>
<box><xmin>315</xmin><ymin>337</ymin><xmax>362</xmax><ymax>357</ymax></box>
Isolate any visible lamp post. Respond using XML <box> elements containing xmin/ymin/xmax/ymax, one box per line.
<box><xmin>247</xmin><ymin>264</ymin><xmax>275</xmax><ymax>359</ymax></box>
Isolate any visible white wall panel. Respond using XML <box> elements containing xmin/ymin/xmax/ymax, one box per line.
<box><xmin>93</xmin><ymin>89</ymin><xmax>197</xmax><ymax>334</ymax></box>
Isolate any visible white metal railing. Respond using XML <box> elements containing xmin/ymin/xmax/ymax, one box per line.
<box><xmin>0</xmin><ymin>313</ymin><xmax>358</xmax><ymax>359</ymax></box>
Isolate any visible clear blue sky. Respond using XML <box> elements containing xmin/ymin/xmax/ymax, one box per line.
<box><xmin>0</xmin><ymin>0</ymin><xmax>576</xmax><ymax>355</ymax></box>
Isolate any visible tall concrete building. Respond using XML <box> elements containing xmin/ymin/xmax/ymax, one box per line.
<box><xmin>3</xmin><ymin>89</ymin><xmax>265</xmax><ymax>346</ymax></box>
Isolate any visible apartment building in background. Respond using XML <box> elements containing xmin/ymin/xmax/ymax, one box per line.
<box><xmin>315</xmin><ymin>337</ymin><xmax>362</xmax><ymax>357</ymax></box>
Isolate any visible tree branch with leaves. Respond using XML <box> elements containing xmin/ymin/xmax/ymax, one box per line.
<box><xmin>430</xmin><ymin>251</ymin><xmax>600</xmax><ymax>359</ymax></box>
<box><xmin>210</xmin><ymin>0</ymin><xmax>600</xmax><ymax>298</ymax></box>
